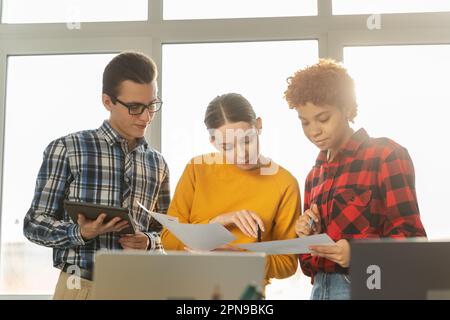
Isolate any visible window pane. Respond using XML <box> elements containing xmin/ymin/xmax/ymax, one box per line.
<box><xmin>344</xmin><ymin>45</ymin><xmax>450</xmax><ymax>240</ymax></box>
<box><xmin>1</xmin><ymin>0</ymin><xmax>147</xmax><ymax>24</ymax></box>
<box><xmin>164</xmin><ymin>0</ymin><xmax>317</xmax><ymax>20</ymax></box>
<box><xmin>162</xmin><ymin>40</ymin><xmax>318</xmax><ymax>299</ymax></box>
<box><xmin>333</xmin><ymin>0</ymin><xmax>450</xmax><ymax>15</ymax></box>
<box><xmin>0</xmin><ymin>53</ymin><xmax>116</xmax><ymax>295</ymax></box>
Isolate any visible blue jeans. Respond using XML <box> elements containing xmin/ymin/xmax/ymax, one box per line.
<box><xmin>310</xmin><ymin>271</ymin><xmax>351</xmax><ymax>300</ymax></box>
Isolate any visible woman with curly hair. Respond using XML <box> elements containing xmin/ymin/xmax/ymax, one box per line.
<box><xmin>284</xmin><ymin>59</ymin><xmax>426</xmax><ymax>300</ymax></box>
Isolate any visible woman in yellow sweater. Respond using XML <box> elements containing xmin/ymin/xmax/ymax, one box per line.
<box><xmin>161</xmin><ymin>93</ymin><xmax>301</xmax><ymax>282</ymax></box>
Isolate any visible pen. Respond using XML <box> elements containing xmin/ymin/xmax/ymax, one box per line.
<box><xmin>308</xmin><ymin>201</ymin><xmax>318</xmax><ymax>232</ymax></box>
<box><xmin>257</xmin><ymin>225</ymin><xmax>261</xmax><ymax>242</ymax></box>
<box><xmin>308</xmin><ymin>216</ymin><xmax>315</xmax><ymax>231</ymax></box>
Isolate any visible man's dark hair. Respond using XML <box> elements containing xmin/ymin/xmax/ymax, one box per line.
<box><xmin>102</xmin><ymin>52</ymin><xmax>158</xmax><ymax>102</ymax></box>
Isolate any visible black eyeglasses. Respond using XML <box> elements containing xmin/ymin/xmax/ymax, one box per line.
<box><xmin>112</xmin><ymin>96</ymin><xmax>163</xmax><ymax>115</ymax></box>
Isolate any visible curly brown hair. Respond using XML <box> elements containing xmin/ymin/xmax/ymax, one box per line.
<box><xmin>284</xmin><ymin>59</ymin><xmax>357</xmax><ymax>122</ymax></box>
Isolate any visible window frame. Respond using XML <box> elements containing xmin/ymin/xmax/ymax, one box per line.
<box><xmin>1</xmin><ymin>0</ymin><xmax>450</xmax><ymax>298</ymax></box>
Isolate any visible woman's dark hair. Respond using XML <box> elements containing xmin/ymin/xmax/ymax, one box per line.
<box><xmin>102</xmin><ymin>52</ymin><xmax>157</xmax><ymax>102</ymax></box>
<box><xmin>204</xmin><ymin>93</ymin><xmax>257</xmax><ymax>129</ymax></box>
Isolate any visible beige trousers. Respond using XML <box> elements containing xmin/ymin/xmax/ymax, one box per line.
<box><xmin>53</xmin><ymin>270</ymin><xmax>93</xmax><ymax>300</ymax></box>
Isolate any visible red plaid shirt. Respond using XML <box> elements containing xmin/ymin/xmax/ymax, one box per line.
<box><xmin>300</xmin><ymin>128</ymin><xmax>427</xmax><ymax>282</ymax></box>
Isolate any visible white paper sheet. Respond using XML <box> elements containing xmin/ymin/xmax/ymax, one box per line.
<box><xmin>137</xmin><ymin>201</ymin><xmax>236</xmax><ymax>251</ymax></box>
<box><xmin>236</xmin><ymin>234</ymin><xmax>335</xmax><ymax>255</ymax></box>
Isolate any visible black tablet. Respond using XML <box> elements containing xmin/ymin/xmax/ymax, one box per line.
<box><xmin>63</xmin><ymin>200</ymin><xmax>136</xmax><ymax>235</ymax></box>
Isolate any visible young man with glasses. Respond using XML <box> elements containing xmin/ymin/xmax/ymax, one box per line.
<box><xmin>24</xmin><ymin>52</ymin><xmax>170</xmax><ymax>300</ymax></box>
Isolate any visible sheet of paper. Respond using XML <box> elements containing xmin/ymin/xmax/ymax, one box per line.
<box><xmin>236</xmin><ymin>234</ymin><xmax>335</xmax><ymax>255</ymax></box>
<box><xmin>137</xmin><ymin>201</ymin><xmax>236</xmax><ymax>251</ymax></box>
<box><xmin>148</xmin><ymin>210</ymin><xmax>179</xmax><ymax>225</ymax></box>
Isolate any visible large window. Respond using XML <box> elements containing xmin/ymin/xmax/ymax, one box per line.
<box><xmin>162</xmin><ymin>40</ymin><xmax>318</xmax><ymax>299</ymax></box>
<box><xmin>163</xmin><ymin>0</ymin><xmax>317</xmax><ymax>20</ymax></box>
<box><xmin>0</xmin><ymin>53</ymin><xmax>115</xmax><ymax>294</ymax></box>
<box><xmin>333</xmin><ymin>0</ymin><xmax>450</xmax><ymax>15</ymax></box>
<box><xmin>1</xmin><ymin>0</ymin><xmax>450</xmax><ymax>300</ymax></box>
<box><xmin>1</xmin><ymin>0</ymin><xmax>147</xmax><ymax>23</ymax></box>
<box><xmin>344</xmin><ymin>45</ymin><xmax>450</xmax><ymax>239</ymax></box>
<box><xmin>162</xmin><ymin>40</ymin><xmax>318</xmax><ymax>197</ymax></box>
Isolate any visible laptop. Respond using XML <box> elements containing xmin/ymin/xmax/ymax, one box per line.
<box><xmin>91</xmin><ymin>250</ymin><xmax>266</xmax><ymax>300</ymax></box>
<box><xmin>350</xmin><ymin>238</ymin><xmax>450</xmax><ymax>299</ymax></box>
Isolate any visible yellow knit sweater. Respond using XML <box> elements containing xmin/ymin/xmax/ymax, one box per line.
<box><xmin>161</xmin><ymin>153</ymin><xmax>301</xmax><ymax>281</ymax></box>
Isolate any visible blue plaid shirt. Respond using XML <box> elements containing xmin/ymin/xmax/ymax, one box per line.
<box><xmin>24</xmin><ymin>120</ymin><xmax>170</xmax><ymax>272</ymax></box>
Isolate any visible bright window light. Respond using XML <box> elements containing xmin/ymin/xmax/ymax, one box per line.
<box><xmin>344</xmin><ymin>45</ymin><xmax>450</xmax><ymax>240</ymax></box>
<box><xmin>162</xmin><ymin>40</ymin><xmax>319</xmax><ymax>299</ymax></box>
<box><xmin>163</xmin><ymin>0</ymin><xmax>317</xmax><ymax>20</ymax></box>
<box><xmin>0</xmin><ymin>53</ymin><xmax>116</xmax><ymax>294</ymax></box>
<box><xmin>1</xmin><ymin>0</ymin><xmax>147</xmax><ymax>24</ymax></box>
<box><xmin>333</xmin><ymin>0</ymin><xmax>450</xmax><ymax>15</ymax></box>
